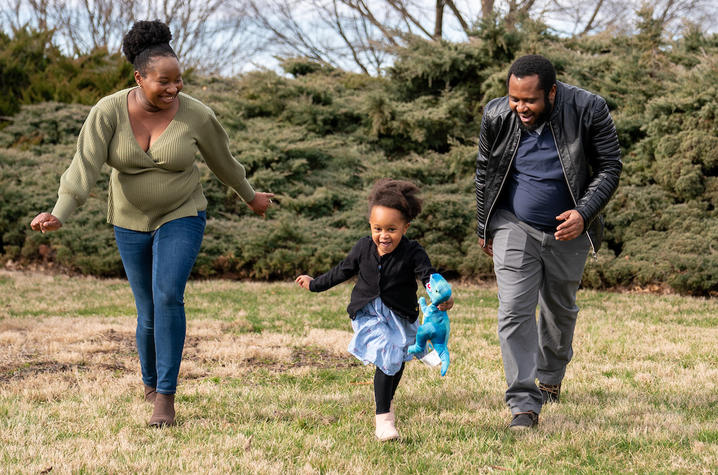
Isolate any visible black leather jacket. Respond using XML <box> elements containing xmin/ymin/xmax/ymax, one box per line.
<box><xmin>475</xmin><ymin>81</ymin><xmax>622</xmax><ymax>253</ymax></box>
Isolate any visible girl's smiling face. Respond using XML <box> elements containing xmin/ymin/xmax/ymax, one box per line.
<box><xmin>370</xmin><ymin>205</ymin><xmax>410</xmax><ymax>256</ymax></box>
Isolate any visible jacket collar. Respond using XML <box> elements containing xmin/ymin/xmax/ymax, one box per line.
<box><xmin>549</xmin><ymin>81</ymin><xmax>567</xmax><ymax>122</ymax></box>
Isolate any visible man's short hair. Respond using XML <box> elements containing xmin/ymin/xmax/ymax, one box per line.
<box><xmin>507</xmin><ymin>54</ymin><xmax>556</xmax><ymax>95</ymax></box>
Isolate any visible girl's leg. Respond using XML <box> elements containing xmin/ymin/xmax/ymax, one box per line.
<box><xmin>374</xmin><ymin>367</ymin><xmax>394</xmax><ymax>415</ymax></box>
<box><xmin>151</xmin><ymin>212</ymin><xmax>206</xmax><ymax>395</ymax></box>
<box><xmin>374</xmin><ymin>364</ymin><xmax>402</xmax><ymax>440</ymax></box>
<box><xmin>374</xmin><ymin>362</ymin><xmax>404</xmax><ymax>415</ymax></box>
<box><xmin>114</xmin><ymin>226</ymin><xmax>156</xmax><ymax>389</ymax></box>
<box><xmin>390</xmin><ymin>362</ymin><xmax>405</xmax><ymax>401</ymax></box>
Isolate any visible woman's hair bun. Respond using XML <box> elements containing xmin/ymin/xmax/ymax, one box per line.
<box><xmin>122</xmin><ymin>20</ymin><xmax>172</xmax><ymax>64</ymax></box>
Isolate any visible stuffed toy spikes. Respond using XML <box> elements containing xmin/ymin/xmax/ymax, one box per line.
<box><xmin>408</xmin><ymin>273</ymin><xmax>451</xmax><ymax>376</ymax></box>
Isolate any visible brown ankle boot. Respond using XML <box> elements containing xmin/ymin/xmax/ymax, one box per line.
<box><xmin>148</xmin><ymin>393</ymin><xmax>175</xmax><ymax>427</ymax></box>
<box><xmin>144</xmin><ymin>384</ymin><xmax>157</xmax><ymax>403</ymax></box>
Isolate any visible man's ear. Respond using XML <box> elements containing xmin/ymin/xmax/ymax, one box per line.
<box><xmin>549</xmin><ymin>83</ymin><xmax>557</xmax><ymax>105</ymax></box>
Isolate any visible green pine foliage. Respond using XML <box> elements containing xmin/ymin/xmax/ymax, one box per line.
<box><xmin>0</xmin><ymin>24</ymin><xmax>716</xmax><ymax>295</ymax></box>
<box><xmin>0</xmin><ymin>27</ymin><xmax>134</xmax><ymax>117</ymax></box>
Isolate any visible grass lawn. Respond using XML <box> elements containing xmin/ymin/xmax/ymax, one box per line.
<box><xmin>1</xmin><ymin>270</ymin><xmax>717</xmax><ymax>473</ymax></box>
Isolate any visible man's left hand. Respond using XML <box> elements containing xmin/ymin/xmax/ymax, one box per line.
<box><xmin>554</xmin><ymin>210</ymin><xmax>584</xmax><ymax>241</ymax></box>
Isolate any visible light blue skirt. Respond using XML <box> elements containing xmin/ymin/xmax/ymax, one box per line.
<box><xmin>348</xmin><ymin>297</ymin><xmax>425</xmax><ymax>376</ymax></box>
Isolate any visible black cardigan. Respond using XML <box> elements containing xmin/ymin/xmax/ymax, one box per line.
<box><xmin>309</xmin><ymin>236</ymin><xmax>436</xmax><ymax>322</ymax></box>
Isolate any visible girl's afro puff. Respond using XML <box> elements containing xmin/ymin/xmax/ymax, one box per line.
<box><xmin>368</xmin><ymin>178</ymin><xmax>422</xmax><ymax>222</ymax></box>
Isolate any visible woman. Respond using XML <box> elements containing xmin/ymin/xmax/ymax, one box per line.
<box><xmin>30</xmin><ymin>20</ymin><xmax>273</xmax><ymax>427</ymax></box>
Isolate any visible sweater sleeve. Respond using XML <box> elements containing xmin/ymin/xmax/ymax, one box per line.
<box><xmin>412</xmin><ymin>243</ymin><xmax>437</xmax><ymax>287</ymax></box>
<box><xmin>51</xmin><ymin>103</ymin><xmax>115</xmax><ymax>223</ymax></box>
<box><xmin>196</xmin><ymin>108</ymin><xmax>255</xmax><ymax>203</ymax></box>
<box><xmin>309</xmin><ymin>240</ymin><xmax>362</xmax><ymax>292</ymax></box>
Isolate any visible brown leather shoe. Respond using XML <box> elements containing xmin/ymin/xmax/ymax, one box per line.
<box><xmin>144</xmin><ymin>384</ymin><xmax>157</xmax><ymax>403</ymax></box>
<box><xmin>539</xmin><ymin>382</ymin><xmax>561</xmax><ymax>404</ymax></box>
<box><xmin>148</xmin><ymin>393</ymin><xmax>175</xmax><ymax>427</ymax></box>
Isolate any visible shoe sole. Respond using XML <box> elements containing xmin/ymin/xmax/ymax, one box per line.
<box><xmin>509</xmin><ymin>424</ymin><xmax>535</xmax><ymax>431</ymax></box>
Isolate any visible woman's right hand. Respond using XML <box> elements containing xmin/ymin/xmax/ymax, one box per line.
<box><xmin>247</xmin><ymin>192</ymin><xmax>275</xmax><ymax>217</ymax></box>
<box><xmin>30</xmin><ymin>213</ymin><xmax>63</xmax><ymax>233</ymax></box>
<box><xmin>295</xmin><ymin>275</ymin><xmax>314</xmax><ymax>290</ymax></box>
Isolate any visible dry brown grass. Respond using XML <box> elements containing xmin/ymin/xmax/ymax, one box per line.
<box><xmin>1</xmin><ymin>270</ymin><xmax>717</xmax><ymax>473</ymax></box>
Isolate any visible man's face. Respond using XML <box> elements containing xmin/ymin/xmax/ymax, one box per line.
<box><xmin>508</xmin><ymin>74</ymin><xmax>556</xmax><ymax>131</ymax></box>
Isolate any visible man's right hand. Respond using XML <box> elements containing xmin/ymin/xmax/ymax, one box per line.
<box><xmin>30</xmin><ymin>213</ymin><xmax>62</xmax><ymax>233</ymax></box>
<box><xmin>479</xmin><ymin>238</ymin><xmax>493</xmax><ymax>257</ymax></box>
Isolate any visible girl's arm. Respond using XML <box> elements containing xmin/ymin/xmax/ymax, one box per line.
<box><xmin>295</xmin><ymin>275</ymin><xmax>313</xmax><ymax>290</ymax></box>
<box><xmin>412</xmin><ymin>243</ymin><xmax>453</xmax><ymax>310</ymax></box>
<box><xmin>305</xmin><ymin>239</ymin><xmax>364</xmax><ymax>292</ymax></box>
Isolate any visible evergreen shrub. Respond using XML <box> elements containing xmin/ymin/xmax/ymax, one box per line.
<box><xmin>1</xmin><ymin>23</ymin><xmax>716</xmax><ymax>295</ymax></box>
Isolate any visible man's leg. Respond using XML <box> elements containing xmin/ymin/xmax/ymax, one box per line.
<box><xmin>490</xmin><ymin>210</ymin><xmax>544</xmax><ymax>416</ymax></box>
<box><xmin>536</xmin><ymin>234</ymin><xmax>591</xmax><ymax>390</ymax></box>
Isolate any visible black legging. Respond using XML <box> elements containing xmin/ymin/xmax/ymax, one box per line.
<box><xmin>374</xmin><ymin>362</ymin><xmax>405</xmax><ymax>414</ymax></box>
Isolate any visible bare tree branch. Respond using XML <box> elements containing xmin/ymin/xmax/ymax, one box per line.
<box><xmin>434</xmin><ymin>0</ymin><xmax>445</xmax><ymax>39</ymax></box>
<box><xmin>384</xmin><ymin>0</ymin><xmax>434</xmax><ymax>38</ymax></box>
<box><xmin>445</xmin><ymin>0</ymin><xmax>472</xmax><ymax>35</ymax></box>
<box><xmin>342</xmin><ymin>0</ymin><xmax>401</xmax><ymax>45</ymax></box>
<box><xmin>580</xmin><ymin>0</ymin><xmax>605</xmax><ymax>35</ymax></box>
<box><xmin>331</xmin><ymin>0</ymin><xmax>370</xmax><ymax>73</ymax></box>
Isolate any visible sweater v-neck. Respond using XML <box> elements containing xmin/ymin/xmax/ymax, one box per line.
<box><xmin>125</xmin><ymin>88</ymin><xmax>180</xmax><ymax>154</ymax></box>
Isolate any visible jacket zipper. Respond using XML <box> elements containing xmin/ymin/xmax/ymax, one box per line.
<box><xmin>550</xmin><ymin>123</ymin><xmax>598</xmax><ymax>259</ymax></box>
<box><xmin>483</xmin><ymin>130</ymin><xmax>519</xmax><ymax>239</ymax></box>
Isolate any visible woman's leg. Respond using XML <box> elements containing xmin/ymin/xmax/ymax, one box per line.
<box><xmin>114</xmin><ymin>226</ymin><xmax>156</xmax><ymax>389</ymax></box>
<box><xmin>151</xmin><ymin>212</ymin><xmax>206</xmax><ymax>395</ymax></box>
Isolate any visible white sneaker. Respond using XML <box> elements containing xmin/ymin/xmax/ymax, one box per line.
<box><xmin>375</xmin><ymin>412</ymin><xmax>399</xmax><ymax>441</ymax></box>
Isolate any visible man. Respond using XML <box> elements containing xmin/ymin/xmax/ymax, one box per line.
<box><xmin>475</xmin><ymin>54</ymin><xmax>622</xmax><ymax>430</ymax></box>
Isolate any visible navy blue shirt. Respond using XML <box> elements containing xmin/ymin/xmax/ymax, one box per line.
<box><xmin>498</xmin><ymin>126</ymin><xmax>574</xmax><ymax>233</ymax></box>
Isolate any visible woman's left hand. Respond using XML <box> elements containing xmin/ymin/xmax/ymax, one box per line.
<box><xmin>437</xmin><ymin>296</ymin><xmax>454</xmax><ymax>312</ymax></box>
<box><xmin>247</xmin><ymin>192</ymin><xmax>275</xmax><ymax>217</ymax></box>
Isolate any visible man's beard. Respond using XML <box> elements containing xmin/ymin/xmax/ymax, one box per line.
<box><xmin>516</xmin><ymin>94</ymin><xmax>552</xmax><ymax>132</ymax></box>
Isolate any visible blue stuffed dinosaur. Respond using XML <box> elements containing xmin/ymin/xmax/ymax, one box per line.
<box><xmin>408</xmin><ymin>273</ymin><xmax>451</xmax><ymax>376</ymax></box>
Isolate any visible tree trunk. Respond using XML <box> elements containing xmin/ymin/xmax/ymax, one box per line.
<box><xmin>434</xmin><ymin>0</ymin><xmax>445</xmax><ymax>39</ymax></box>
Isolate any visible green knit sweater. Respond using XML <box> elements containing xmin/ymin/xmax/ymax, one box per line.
<box><xmin>52</xmin><ymin>88</ymin><xmax>255</xmax><ymax>231</ymax></box>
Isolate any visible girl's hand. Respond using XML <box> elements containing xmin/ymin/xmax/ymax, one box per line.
<box><xmin>437</xmin><ymin>295</ymin><xmax>454</xmax><ymax>312</ymax></box>
<box><xmin>30</xmin><ymin>213</ymin><xmax>62</xmax><ymax>233</ymax></box>
<box><xmin>295</xmin><ymin>275</ymin><xmax>314</xmax><ymax>290</ymax></box>
<box><xmin>247</xmin><ymin>192</ymin><xmax>275</xmax><ymax>217</ymax></box>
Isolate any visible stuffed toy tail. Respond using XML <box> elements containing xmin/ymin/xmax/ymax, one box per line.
<box><xmin>433</xmin><ymin>343</ymin><xmax>450</xmax><ymax>376</ymax></box>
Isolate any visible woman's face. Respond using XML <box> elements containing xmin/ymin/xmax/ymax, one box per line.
<box><xmin>135</xmin><ymin>55</ymin><xmax>183</xmax><ymax>111</ymax></box>
<box><xmin>369</xmin><ymin>205</ymin><xmax>409</xmax><ymax>256</ymax></box>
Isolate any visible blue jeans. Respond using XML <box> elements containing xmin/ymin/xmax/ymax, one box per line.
<box><xmin>114</xmin><ymin>211</ymin><xmax>206</xmax><ymax>394</ymax></box>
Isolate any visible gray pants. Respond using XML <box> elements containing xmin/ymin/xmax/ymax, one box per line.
<box><xmin>489</xmin><ymin>209</ymin><xmax>590</xmax><ymax>415</ymax></box>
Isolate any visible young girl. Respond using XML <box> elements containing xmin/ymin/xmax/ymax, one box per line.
<box><xmin>296</xmin><ymin>179</ymin><xmax>454</xmax><ymax>441</ymax></box>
